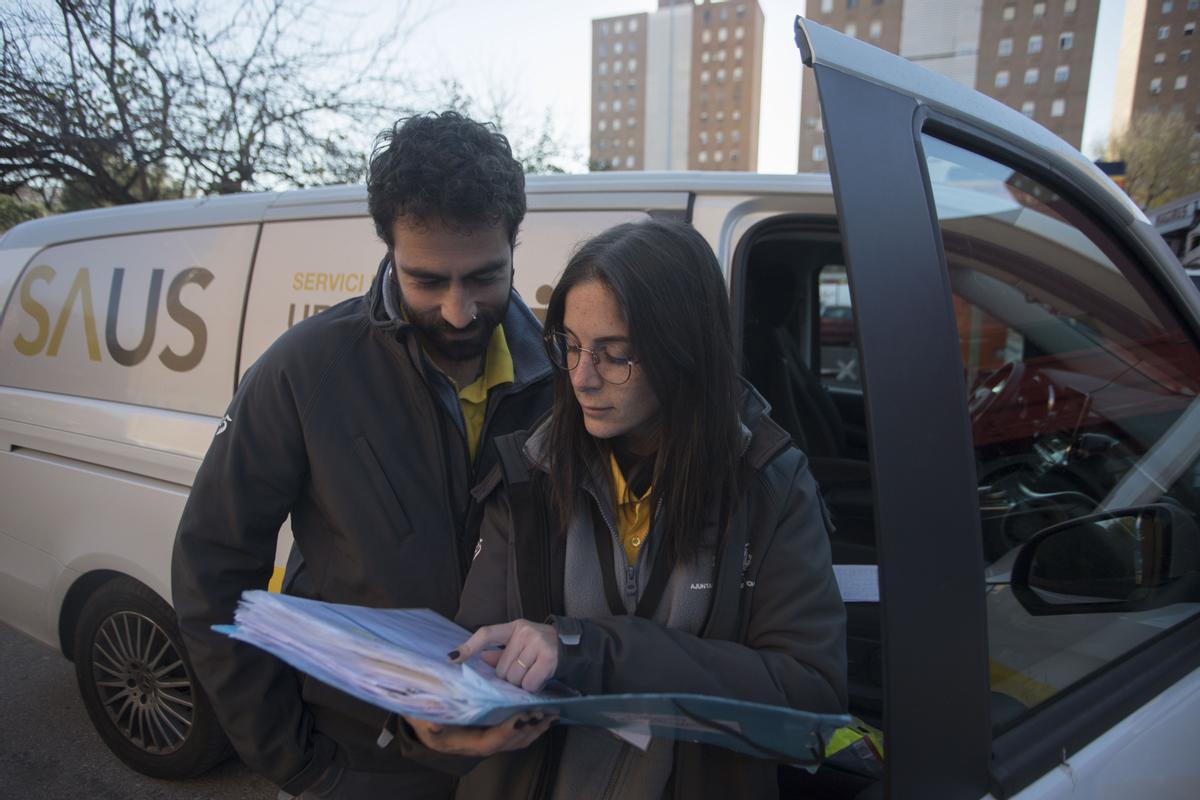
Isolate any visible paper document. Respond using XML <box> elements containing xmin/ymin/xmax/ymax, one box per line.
<box><xmin>217</xmin><ymin>591</ymin><xmax>849</xmax><ymax>764</ymax></box>
<box><xmin>834</xmin><ymin>564</ymin><xmax>879</xmax><ymax>602</ymax></box>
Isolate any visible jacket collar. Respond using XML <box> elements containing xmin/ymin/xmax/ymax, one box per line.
<box><xmin>365</xmin><ymin>253</ymin><xmax>552</xmax><ymax>392</ymax></box>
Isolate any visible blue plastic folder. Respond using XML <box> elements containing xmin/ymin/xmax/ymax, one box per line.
<box><xmin>216</xmin><ymin>590</ymin><xmax>849</xmax><ymax>765</ymax></box>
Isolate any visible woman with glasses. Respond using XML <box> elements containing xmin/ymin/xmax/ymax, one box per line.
<box><xmin>406</xmin><ymin>219</ymin><xmax>847</xmax><ymax>799</ymax></box>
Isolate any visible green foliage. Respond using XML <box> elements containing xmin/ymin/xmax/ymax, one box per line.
<box><xmin>0</xmin><ymin>194</ymin><xmax>45</xmax><ymax>233</ymax></box>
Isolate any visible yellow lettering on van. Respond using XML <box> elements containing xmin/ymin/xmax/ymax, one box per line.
<box><xmin>292</xmin><ymin>273</ymin><xmax>304</xmax><ymax>291</ymax></box>
<box><xmin>304</xmin><ymin>273</ymin><xmax>318</xmax><ymax>291</ymax></box>
<box><xmin>13</xmin><ymin>265</ymin><xmax>56</xmax><ymax>356</ymax></box>
<box><xmin>47</xmin><ymin>268</ymin><xmax>102</xmax><ymax>361</ymax></box>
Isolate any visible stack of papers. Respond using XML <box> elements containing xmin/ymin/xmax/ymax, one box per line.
<box><xmin>217</xmin><ymin>591</ymin><xmax>850</xmax><ymax>764</ymax></box>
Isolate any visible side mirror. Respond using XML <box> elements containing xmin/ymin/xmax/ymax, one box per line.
<box><xmin>1011</xmin><ymin>504</ymin><xmax>1200</xmax><ymax>616</ymax></box>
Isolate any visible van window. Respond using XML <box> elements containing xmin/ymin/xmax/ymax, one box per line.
<box><xmin>0</xmin><ymin>226</ymin><xmax>257</xmax><ymax>416</ymax></box>
<box><xmin>921</xmin><ymin>134</ymin><xmax>1200</xmax><ymax>732</ymax></box>
<box><xmin>241</xmin><ymin>211</ymin><xmax>650</xmax><ymax>377</ymax></box>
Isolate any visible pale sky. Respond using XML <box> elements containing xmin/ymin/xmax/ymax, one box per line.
<box><xmin>365</xmin><ymin>0</ymin><xmax>1127</xmax><ymax>173</ymax></box>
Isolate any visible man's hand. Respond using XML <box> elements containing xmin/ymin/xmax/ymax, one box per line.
<box><xmin>451</xmin><ymin>619</ymin><xmax>559</xmax><ymax>692</ymax></box>
<box><xmin>405</xmin><ymin>713</ymin><xmax>554</xmax><ymax>757</ymax></box>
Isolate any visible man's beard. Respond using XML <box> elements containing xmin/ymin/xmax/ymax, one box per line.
<box><xmin>401</xmin><ymin>294</ymin><xmax>510</xmax><ymax>363</ymax></box>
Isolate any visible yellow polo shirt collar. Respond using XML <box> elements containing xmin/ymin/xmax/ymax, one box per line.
<box><xmin>458</xmin><ymin>325</ymin><xmax>514</xmax><ymax>462</ymax></box>
<box><xmin>609</xmin><ymin>452</ymin><xmax>653</xmax><ymax>566</ymax></box>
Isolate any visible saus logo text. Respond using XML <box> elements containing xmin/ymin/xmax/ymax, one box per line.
<box><xmin>11</xmin><ymin>264</ymin><xmax>214</xmax><ymax>372</ymax></box>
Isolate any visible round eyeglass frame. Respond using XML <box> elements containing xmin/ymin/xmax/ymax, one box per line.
<box><xmin>544</xmin><ymin>331</ymin><xmax>638</xmax><ymax>385</ymax></box>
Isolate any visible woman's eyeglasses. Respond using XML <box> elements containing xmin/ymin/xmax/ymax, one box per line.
<box><xmin>544</xmin><ymin>331</ymin><xmax>638</xmax><ymax>385</ymax></box>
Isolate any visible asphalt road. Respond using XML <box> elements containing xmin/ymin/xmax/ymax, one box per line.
<box><xmin>0</xmin><ymin>622</ymin><xmax>273</xmax><ymax>799</ymax></box>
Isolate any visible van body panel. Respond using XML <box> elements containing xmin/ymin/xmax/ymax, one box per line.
<box><xmin>690</xmin><ymin>192</ymin><xmax>837</xmax><ymax>280</ymax></box>
<box><xmin>0</xmin><ymin>226</ymin><xmax>257</xmax><ymax>416</ymax></box>
<box><xmin>0</xmin><ymin>527</ymin><xmax>63</xmax><ymax>648</ymax></box>
<box><xmin>0</xmin><ymin>246</ymin><xmax>41</xmax><ymax>321</ymax></box>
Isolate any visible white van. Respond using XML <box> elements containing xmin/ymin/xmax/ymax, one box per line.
<box><xmin>1</xmin><ymin>18</ymin><xmax>1198</xmax><ymax>800</ymax></box>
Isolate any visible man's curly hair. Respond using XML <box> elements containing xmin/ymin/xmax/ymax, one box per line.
<box><xmin>367</xmin><ymin>112</ymin><xmax>526</xmax><ymax>248</ymax></box>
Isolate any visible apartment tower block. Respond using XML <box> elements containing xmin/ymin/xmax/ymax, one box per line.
<box><xmin>591</xmin><ymin>0</ymin><xmax>764</xmax><ymax>171</ymax></box>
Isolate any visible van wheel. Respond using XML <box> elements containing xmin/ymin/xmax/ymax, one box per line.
<box><xmin>73</xmin><ymin>576</ymin><xmax>232</xmax><ymax>779</ymax></box>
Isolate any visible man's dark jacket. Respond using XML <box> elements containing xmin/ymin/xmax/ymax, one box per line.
<box><xmin>171</xmin><ymin>256</ymin><xmax>553</xmax><ymax>794</ymax></box>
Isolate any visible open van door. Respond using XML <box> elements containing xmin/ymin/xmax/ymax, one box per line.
<box><xmin>795</xmin><ymin>16</ymin><xmax>1200</xmax><ymax>800</ymax></box>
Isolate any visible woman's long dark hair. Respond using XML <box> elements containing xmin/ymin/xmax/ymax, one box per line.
<box><xmin>542</xmin><ymin>219</ymin><xmax>742</xmax><ymax>563</ymax></box>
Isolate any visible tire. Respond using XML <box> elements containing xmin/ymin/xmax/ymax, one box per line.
<box><xmin>72</xmin><ymin>576</ymin><xmax>232</xmax><ymax>779</ymax></box>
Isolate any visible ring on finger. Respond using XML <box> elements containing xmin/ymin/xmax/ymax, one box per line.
<box><xmin>516</xmin><ymin>658</ymin><xmax>530</xmax><ymax>670</ymax></box>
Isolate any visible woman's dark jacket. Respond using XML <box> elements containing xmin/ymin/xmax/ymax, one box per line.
<box><xmin>451</xmin><ymin>386</ymin><xmax>848</xmax><ymax>799</ymax></box>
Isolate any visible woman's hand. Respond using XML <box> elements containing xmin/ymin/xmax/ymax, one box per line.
<box><xmin>405</xmin><ymin>713</ymin><xmax>554</xmax><ymax>757</ymax></box>
<box><xmin>451</xmin><ymin>619</ymin><xmax>559</xmax><ymax>692</ymax></box>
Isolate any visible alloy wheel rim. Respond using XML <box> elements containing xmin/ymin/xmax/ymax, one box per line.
<box><xmin>90</xmin><ymin>611</ymin><xmax>194</xmax><ymax>754</ymax></box>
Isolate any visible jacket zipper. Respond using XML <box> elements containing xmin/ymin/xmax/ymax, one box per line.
<box><xmin>589</xmin><ymin>488</ymin><xmax>664</xmax><ymax>604</ymax></box>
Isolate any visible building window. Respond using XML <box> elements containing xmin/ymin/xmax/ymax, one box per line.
<box><xmin>627</xmin><ymin>137</ymin><xmax>634</xmax><ymax>148</ymax></box>
<box><xmin>715</xmin><ymin>130</ymin><xmax>724</xmax><ymax>144</ymax></box>
<box><xmin>699</xmin><ymin>131</ymin><xmax>708</xmax><ymax>145</ymax></box>
<box><xmin>614</xmin><ymin>41</ymin><xmax>623</xmax><ymax>55</ymax></box>
<box><xmin>614</xmin><ymin>20</ymin><xmax>623</xmax><ymax>34</ymax></box>
<box><xmin>614</xmin><ymin>60</ymin><xmax>623</xmax><ymax>74</ymax></box>
<box><xmin>1159</xmin><ymin>26</ymin><xmax>1171</xmax><ymax>40</ymax></box>
<box><xmin>599</xmin><ymin>62</ymin><xmax>608</xmax><ymax>75</ymax></box>
<box><xmin>714</xmin><ymin>151</ymin><xmax>724</xmax><ymax>163</ymax></box>
<box><xmin>598</xmin><ymin>43</ymin><xmax>608</xmax><ymax>57</ymax></box>
<box><xmin>700</xmin><ymin>110</ymin><xmax>709</xmax><ymax>122</ymax></box>
<box><xmin>597</xmin><ymin>140</ymin><xmax>606</xmax><ymax>151</ymax></box>
<box><xmin>629</xmin><ymin>18</ymin><xmax>638</xmax><ymax>33</ymax></box>
<box><xmin>1182</xmin><ymin>49</ymin><xmax>1192</xmax><ymax>62</ymax></box>
<box><xmin>735</xmin><ymin>45</ymin><xmax>744</xmax><ymax>60</ymax></box>
<box><xmin>1003</xmin><ymin>4</ymin><xmax>1016</xmax><ymax>22</ymax></box>
<box><xmin>845</xmin><ymin>22</ymin><xmax>858</xmax><ymax>38</ymax></box>
<box><xmin>628</xmin><ymin>58</ymin><xmax>637</xmax><ymax>72</ymax></box>
<box><xmin>821</xmin><ymin>0</ymin><xmax>833</xmax><ymax>12</ymax></box>
<box><xmin>702</xmin><ymin>50</ymin><xmax>710</xmax><ymax>63</ymax></box>
<box><xmin>731</xmin><ymin>150</ymin><xmax>739</xmax><ymax>163</ymax></box>
<box><xmin>614</xmin><ymin>100</ymin><xmax>623</xmax><ymax>112</ymax></box>
<box><xmin>1065</xmin><ymin>0</ymin><xmax>1077</xmax><ymax>12</ymax></box>
<box><xmin>1051</xmin><ymin>98</ymin><xmax>1065</xmax><ymax>117</ymax></box>
<box><xmin>628</xmin><ymin>79</ymin><xmax>636</xmax><ymax>91</ymax></box>
<box><xmin>1151</xmin><ymin>77</ymin><xmax>1164</xmax><ymax>93</ymax></box>
<box><xmin>733</xmin><ymin>67</ymin><xmax>744</xmax><ymax>81</ymax></box>
<box><xmin>1187</xmin><ymin>22</ymin><xmax>1196</xmax><ymax>35</ymax></box>
<box><xmin>1163</xmin><ymin>1</ymin><xmax>1175</xmax><ymax>11</ymax></box>
<box><xmin>995</xmin><ymin>70</ymin><xmax>1010</xmax><ymax>88</ymax></box>
<box><xmin>998</xmin><ymin>38</ymin><xmax>1013</xmax><ymax>57</ymax></box>
<box><xmin>1190</xmin><ymin>0</ymin><xmax>1199</xmax><ymax>9</ymax></box>
<box><xmin>1156</xmin><ymin>51</ymin><xmax>1168</xmax><ymax>63</ymax></box>
<box><xmin>720</xmin><ymin>6</ymin><xmax>729</xmax><ymax>21</ymax></box>
<box><xmin>599</xmin><ymin>101</ymin><xmax>607</xmax><ymax>112</ymax></box>
<box><xmin>1021</xmin><ymin>100</ymin><xmax>1036</xmax><ymax>117</ymax></box>
<box><xmin>716</xmin><ymin>109</ymin><xmax>725</xmax><ymax>121</ymax></box>
<box><xmin>702</xmin><ymin>29</ymin><xmax>712</xmax><ymax>44</ymax></box>
<box><xmin>716</xmin><ymin>68</ymin><xmax>726</xmax><ymax>82</ymax></box>
<box><xmin>628</xmin><ymin>40</ymin><xmax>637</xmax><ymax>54</ymax></box>
<box><xmin>613</xmin><ymin>118</ymin><xmax>621</xmax><ymax>131</ymax></box>
<box><xmin>1025</xmin><ymin>67</ymin><xmax>1040</xmax><ymax>85</ymax></box>
<box><xmin>1033</xmin><ymin>2</ymin><xmax>1045</xmax><ymax>17</ymax></box>
<box><xmin>1055</xmin><ymin>65</ymin><xmax>1070</xmax><ymax>82</ymax></box>
<box><xmin>600</xmin><ymin>22</ymin><xmax>610</xmax><ymax>36</ymax></box>
<box><xmin>626</xmin><ymin>155</ymin><xmax>635</xmax><ymax>168</ymax></box>
<box><xmin>737</xmin><ymin>4</ymin><xmax>746</xmax><ymax>18</ymax></box>
<box><xmin>1029</xmin><ymin>34</ymin><xmax>1043</xmax><ymax>54</ymax></box>
<box><xmin>812</xmin><ymin>144</ymin><xmax>826</xmax><ymax>162</ymax></box>
<box><xmin>610</xmin><ymin>157</ymin><xmax>621</xmax><ymax>168</ymax></box>
<box><xmin>735</xmin><ymin>26</ymin><xmax>745</xmax><ymax>40</ymax></box>
<box><xmin>718</xmin><ymin>27</ymin><xmax>728</xmax><ymax>42</ymax></box>
<box><xmin>869</xmin><ymin>20</ymin><xmax>882</xmax><ymax>39</ymax></box>
<box><xmin>731</xmin><ymin>130</ymin><xmax>741</xmax><ymax>143</ymax></box>
<box><xmin>1177</xmin><ymin>75</ymin><xmax>1189</xmax><ymax>89</ymax></box>
<box><xmin>628</xmin><ymin>98</ymin><xmax>637</xmax><ymax>110</ymax></box>
<box><xmin>698</xmin><ymin>151</ymin><xmax>709</xmax><ymax>163</ymax></box>
<box><xmin>732</xmin><ymin>109</ymin><xmax>741</xmax><ymax>121</ymax></box>
<box><xmin>717</xmin><ymin>49</ymin><xmax>726</xmax><ymax>61</ymax></box>
<box><xmin>1059</xmin><ymin>32</ymin><xmax>1074</xmax><ymax>50</ymax></box>
<box><xmin>849</xmin><ymin>0</ymin><xmax>859</xmax><ymax>8</ymax></box>
<box><xmin>701</xmin><ymin>70</ymin><xmax>710</xmax><ymax>84</ymax></box>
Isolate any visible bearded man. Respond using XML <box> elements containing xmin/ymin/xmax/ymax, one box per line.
<box><xmin>172</xmin><ymin>112</ymin><xmax>552</xmax><ymax>799</ymax></box>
